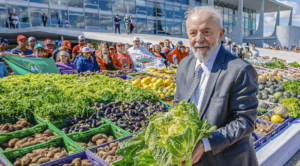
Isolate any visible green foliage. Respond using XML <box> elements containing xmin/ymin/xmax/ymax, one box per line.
<box><xmin>282</xmin><ymin>80</ymin><xmax>300</xmax><ymax>95</ymax></box>
<box><xmin>265</xmin><ymin>61</ymin><xmax>286</xmax><ymax>69</ymax></box>
<box><xmin>116</xmin><ymin>101</ymin><xmax>217</xmax><ymax>166</ymax></box>
<box><xmin>0</xmin><ymin>74</ymin><xmax>157</xmax><ymax>121</ymax></box>
<box><xmin>288</xmin><ymin>62</ymin><xmax>300</xmax><ymax>68</ymax></box>
<box><xmin>280</xmin><ymin>97</ymin><xmax>300</xmax><ymax>118</ymax></box>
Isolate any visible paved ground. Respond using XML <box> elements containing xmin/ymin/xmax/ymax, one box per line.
<box><xmin>284</xmin><ymin>149</ymin><xmax>300</xmax><ymax>166</ymax></box>
<box><xmin>257</xmin><ymin>48</ymin><xmax>300</xmax><ymax>63</ymax></box>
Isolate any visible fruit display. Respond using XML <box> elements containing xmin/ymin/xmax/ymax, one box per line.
<box><xmin>62</xmin><ymin>158</ymin><xmax>94</xmax><ymax>166</ymax></box>
<box><xmin>75</xmin><ymin>133</ymin><xmax>114</xmax><ymax>148</ymax></box>
<box><xmin>167</xmin><ymin>64</ymin><xmax>178</xmax><ymax>70</ymax></box>
<box><xmin>0</xmin><ymin>74</ymin><xmax>157</xmax><ymax>122</ymax></box>
<box><xmin>254</xmin><ymin>121</ymin><xmax>275</xmax><ymax>135</ymax></box>
<box><xmin>60</xmin><ymin>115</ymin><xmax>106</xmax><ymax>134</ymax></box>
<box><xmin>13</xmin><ymin>146</ymin><xmax>70</xmax><ymax>165</ymax></box>
<box><xmin>77</xmin><ymin>70</ymin><xmax>141</xmax><ymax>77</ymax></box>
<box><xmin>288</xmin><ymin>62</ymin><xmax>300</xmax><ymax>68</ymax></box>
<box><xmin>130</xmin><ymin>74</ymin><xmax>176</xmax><ymax>98</ymax></box>
<box><xmin>94</xmin><ymin>141</ymin><xmax>123</xmax><ymax>163</ymax></box>
<box><xmin>0</xmin><ymin>118</ymin><xmax>33</xmax><ymax>133</ymax></box>
<box><xmin>146</xmin><ymin>67</ymin><xmax>177</xmax><ymax>75</ymax></box>
<box><xmin>116</xmin><ymin>101</ymin><xmax>216</xmax><ymax>166</ymax></box>
<box><xmin>93</xmin><ymin>100</ymin><xmax>169</xmax><ymax>133</ymax></box>
<box><xmin>265</xmin><ymin>61</ymin><xmax>286</xmax><ymax>69</ymax></box>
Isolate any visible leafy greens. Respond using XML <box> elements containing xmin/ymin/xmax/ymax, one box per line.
<box><xmin>280</xmin><ymin>97</ymin><xmax>300</xmax><ymax>118</ymax></box>
<box><xmin>288</xmin><ymin>62</ymin><xmax>300</xmax><ymax>68</ymax></box>
<box><xmin>116</xmin><ymin>101</ymin><xmax>217</xmax><ymax>166</ymax></box>
<box><xmin>265</xmin><ymin>61</ymin><xmax>286</xmax><ymax>69</ymax></box>
<box><xmin>282</xmin><ymin>80</ymin><xmax>300</xmax><ymax>95</ymax></box>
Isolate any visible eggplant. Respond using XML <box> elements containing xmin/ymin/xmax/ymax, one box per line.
<box><xmin>79</xmin><ymin>126</ymin><xmax>89</xmax><ymax>132</ymax></box>
<box><xmin>122</xmin><ymin>116</ymin><xmax>128</xmax><ymax>121</ymax></box>
<box><xmin>91</xmin><ymin>119</ymin><xmax>97</xmax><ymax>128</ymax></box>
<box><xmin>135</xmin><ymin>116</ymin><xmax>144</xmax><ymax>121</ymax></box>
<box><xmin>129</xmin><ymin>120</ymin><xmax>139</xmax><ymax>125</ymax></box>
<box><xmin>125</xmin><ymin>113</ymin><xmax>130</xmax><ymax>119</ymax></box>
<box><xmin>128</xmin><ymin>125</ymin><xmax>135</xmax><ymax>130</ymax></box>
<box><xmin>125</xmin><ymin>101</ymin><xmax>132</xmax><ymax>105</ymax></box>
<box><xmin>96</xmin><ymin>121</ymin><xmax>102</xmax><ymax>127</ymax></box>
<box><xmin>100</xmin><ymin>104</ymin><xmax>108</xmax><ymax>111</ymax></box>
<box><xmin>96</xmin><ymin>111</ymin><xmax>104</xmax><ymax>119</ymax></box>
<box><xmin>74</xmin><ymin>125</ymin><xmax>79</xmax><ymax>131</ymax></box>
<box><xmin>85</xmin><ymin>119</ymin><xmax>93</xmax><ymax>123</ymax></box>
<box><xmin>136</xmin><ymin>122</ymin><xmax>141</xmax><ymax>127</ymax></box>
<box><xmin>115</xmin><ymin>109</ymin><xmax>120</xmax><ymax>113</ymax></box>
<box><xmin>118</xmin><ymin>123</ymin><xmax>128</xmax><ymax>128</ymax></box>
<box><xmin>89</xmin><ymin>113</ymin><xmax>96</xmax><ymax>120</ymax></box>
<box><xmin>62</xmin><ymin>127</ymin><xmax>69</xmax><ymax>134</ymax></box>
<box><xmin>105</xmin><ymin>107</ymin><xmax>112</xmax><ymax>116</ymax></box>
<box><xmin>74</xmin><ymin>115</ymin><xmax>80</xmax><ymax>123</ymax></box>
<box><xmin>112</xmin><ymin>107</ymin><xmax>118</xmax><ymax>113</ymax></box>
<box><xmin>114</xmin><ymin>113</ymin><xmax>123</xmax><ymax>117</ymax></box>
<box><xmin>68</xmin><ymin>127</ymin><xmax>74</xmax><ymax>133</ymax></box>
<box><xmin>95</xmin><ymin>102</ymin><xmax>101</xmax><ymax>108</ymax></box>
<box><xmin>134</xmin><ymin>110</ymin><xmax>144</xmax><ymax>116</ymax></box>
<box><xmin>128</xmin><ymin>110</ymin><xmax>134</xmax><ymax>117</ymax></box>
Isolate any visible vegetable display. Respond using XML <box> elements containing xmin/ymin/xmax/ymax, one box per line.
<box><xmin>288</xmin><ymin>62</ymin><xmax>300</xmax><ymax>68</ymax></box>
<box><xmin>282</xmin><ymin>80</ymin><xmax>300</xmax><ymax>95</ymax></box>
<box><xmin>0</xmin><ymin>118</ymin><xmax>33</xmax><ymax>133</ymax></box>
<box><xmin>75</xmin><ymin>133</ymin><xmax>114</xmax><ymax>148</ymax></box>
<box><xmin>94</xmin><ymin>141</ymin><xmax>123</xmax><ymax>163</ymax></box>
<box><xmin>77</xmin><ymin>70</ymin><xmax>140</xmax><ymax>77</ymax></box>
<box><xmin>0</xmin><ymin>74</ymin><xmax>157</xmax><ymax>122</ymax></box>
<box><xmin>280</xmin><ymin>97</ymin><xmax>300</xmax><ymax>118</ymax></box>
<box><xmin>254</xmin><ymin>121</ymin><xmax>275</xmax><ymax>135</ymax></box>
<box><xmin>265</xmin><ymin>61</ymin><xmax>286</xmax><ymax>69</ymax></box>
<box><xmin>94</xmin><ymin>100</ymin><xmax>169</xmax><ymax>133</ymax></box>
<box><xmin>116</xmin><ymin>101</ymin><xmax>216</xmax><ymax>166</ymax></box>
<box><xmin>62</xmin><ymin>158</ymin><xmax>94</xmax><ymax>166</ymax></box>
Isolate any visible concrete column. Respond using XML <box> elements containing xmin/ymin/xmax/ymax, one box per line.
<box><xmin>288</xmin><ymin>9</ymin><xmax>293</xmax><ymax>25</ymax></box>
<box><xmin>271</xmin><ymin>6</ymin><xmax>280</xmax><ymax>37</ymax></box>
<box><xmin>208</xmin><ymin>0</ymin><xmax>214</xmax><ymax>6</ymax></box>
<box><xmin>226</xmin><ymin>0</ymin><xmax>243</xmax><ymax>45</ymax></box>
<box><xmin>59</xmin><ymin>36</ymin><xmax>64</xmax><ymax>41</ymax></box>
<box><xmin>248</xmin><ymin>0</ymin><xmax>264</xmax><ymax>38</ymax></box>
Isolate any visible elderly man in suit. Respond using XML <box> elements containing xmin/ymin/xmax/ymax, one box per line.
<box><xmin>175</xmin><ymin>6</ymin><xmax>259</xmax><ymax>166</ymax></box>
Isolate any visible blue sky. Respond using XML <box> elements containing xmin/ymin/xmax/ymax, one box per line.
<box><xmin>257</xmin><ymin>0</ymin><xmax>300</xmax><ymax>36</ymax></box>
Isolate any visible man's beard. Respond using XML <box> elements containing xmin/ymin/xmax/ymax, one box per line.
<box><xmin>191</xmin><ymin>40</ymin><xmax>219</xmax><ymax>62</ymax></box>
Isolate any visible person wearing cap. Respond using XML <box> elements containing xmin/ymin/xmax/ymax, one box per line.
<box><xmin>0</xmin><ymin>61</ymin><xmax>9</xmax><ymax>78</ymax></box>
<box><xmin>27</xmin><ymin>37</ymin><xmax>37</xmax><ymax>51</ymax></box>
<box><xmin>52</xmin><ymin>40</ymin><xmax>72</xmax><ymax>60</ymax></box>
<box><xmin>11</xmin><ymin>35</ymin><xmax>33</xmax><ymax>55</ymax></box>
<box><xmin>73</xmin><ymin>47</ymin><xmax>84</xmax><ymax>66</ymax></box>
<box><xmin>96</xmin><ymin>47</ymin><xmax>114</xmax><ymax>70</ymax></box>
<box><xmin>112</xmin><ymin>43</ymin><xmax>133</xmax><ymax>70</ymax></box>
<box><xmin>161</xmin><ymin>39</ymin><xmax>174</xmax><ymax>54</ymax></box>
<box><xmin>56</xmin><ymin>51</ymin><xmax>78</xmax><ymax>74</ymax></box>
<box><xmin>43</xmin><ymin>39</ymin><xmax>54</xmax><ymax>58</ymax></box>
<box><xmin>164</xmin><ymin>45</ymin><xmax>189</xmax><ymax>64</ymax></box>
<box><xmin>244</xmin><ymin>47</ymin><xmax>252</xmax><ymax>59</ymax></box>
<box><xmin>30</xmin><ymin>44</ymin><xmax>45</xmax><ymax>58</ymax></box>
<box><xmin>145</xmin><ymin>42</ymin><xmax>152</xmax><ymax>53</ymax></box>
<box><xmin>159</xmin><ymin>42</ymin><xmax>164</xmax><ymax>48</ymax></box>
<box><xmin>185</xmin><ymin>46</ymin><xmax>191</xmax><ymax>54</ymax></box>
<box><xmin>140</xmin><ymin>40</ymin><xmax>144</xmax><ymax>47</ymax></box>
<box><xmin>0</xmin><ymin>39</ymin><xmax>11</xmax><ymax>54</ymax></box>
<box><xmin>109</xmin><ymin>47</ymin><xmax>116</xmax><ymax>55</ymax></box>
<box><xmin>76</xmin><ymin>47</ymin><xmax>100</xmax><ymax>73</ymax></box>
<box><xmin>152</xmin><ymin>44</ymin><xmax>171</xmax><ymax>66</ymax></box>
<box><xmin>72</xmin><ymin>35</ymin><xmax>86</xmax><ymax>62</ymax></box>
<box><xmin>114</xmin><ymin>14</ymin><xmax>121</xmax><ymax>34</ymax></box>
<box><xmin>250</xmin><ymin>43</ymin><xmax>259</xmax><ymax>58</ymax></box>
<box><xmin>275</xmin><ymin>45</ymin><xmax>281</xmax><ymax>51</ymax></box>
<box><xmin>237</xmin><ymin>45</ymin><xmax>244</xmax><ymax>58</ymax></box>
<box><xmin>95</xmin><ymin>42</ymin><xmax>109</xmax><ymax>57</ymax></box>
<box><xmin>178</xmin><ymin>41</ymin><xmax>183</xmax><ymax>46</ymax></box>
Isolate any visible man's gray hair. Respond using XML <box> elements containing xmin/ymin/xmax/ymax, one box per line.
<box><xmin>226</xmin><ymin>38</ymin><xmax>232</xmax><ymax>45</ymax></box>
<box><xmin>185</xmin><ymin>6</ymin><xmax>223</xmax><ymax>29</ymax></box>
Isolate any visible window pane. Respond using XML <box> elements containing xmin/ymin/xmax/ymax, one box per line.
<box><xmin>85</xmin><ymin>12</ymin><xmax>99</xmax><ymax>27</ymax></box>
<box><xmin>136</xmin><ymin>0</ymin><xmax>146</xmax><ymax>15</ymax></box>
<box><xmin>112</xmin><ymin>0</ymin><xmax>123</xmax><ymax>13</ymax></box>
<box><xmin>147</xmin><ymin>19</ymin><xmax>156</xmax><ymax>34</ymax></box>
<box><xmin>0</xmin><ymin>9</ymin><xmax>8</xmax><ymax>28</ymax></box>
<box><xmin>99</xmin><ymin>0</ymin><xmax>112</xmax><ymax>11</ymax></box>
<box><xmin>68</xmin><ymin>0</ymin><xmax>83</xmax><ymax>8</ymax></box>
<box><xmin>166</xmin><ymin>4</ymin><xmax>173</xmax><ymax>19</ymax></box>
<box><xmin>182</xmin><ymin>22</ymin><xmax>187</xmax><ymax>38</ymax></box>
<box><xmin>30</xmin><ymin>0</ymin><xmax>49</xmax><ymax>3</ymax></box>
<box><xmin>182</xmin><ymin>0</ymin><xmax>188</xmax><ymax>5</ymax></box>
<box><xmin>166</xmin><ymin>22</ymin><xmax>172</xmax><ymax>35</ymax></box>
<box><xmin>84</xmin><ymin>0</ymin><xmax>98</xmax><ymax>4</ymax></box>
<box><xmin>173</xmin><ymin>22</ymin><xmax>181</xmax><ymax>36</ymax></box>
<box><xmin>50</xmin><ymin>9</ymin><xmax>66</xmax><ymax>27</ymax></box>
<box><xmin>85</xmin><ymin>4</ymin><xmax>98</xmax><ymax>9</ymax></box>
<box><xmin>69</xmin><ymin>15</ymin><xmax>85</xmax><ymax>28</ymax></box>
<box><xmin>30</xmin><ymin>7</ymin><xmax>49</xmax><ymax>27</ymax></box>
<box><xmin>182</xmin><ymin>6</ymin><xmax>187</xmax><ymax>19</ymax></box>
<box><xmin>124</xmin><ymin>0</ymin><xmax>135</xmax><ymax>14</ymax></box>
<box><xmin>157</xmin><ymin>20</ymin><xmax>165</xmax><ymax>34</ymax></box>
<box><xmin>174</xmin><ymin>6</ymin><xmax>181</xmax><ymax>19</ymax></box>
<box><xmin>100</xmin><ymin>17</ymin><xmax>113</xmax><ymax>30</ymax></box>
<box><xmin>165</xmin><ymin>0</ymin><xmax>173</xmax><ymax>2</ymax></box>
<box><xmin>156</xmin><ymin>2</ymin><xmax>165</xmax><ymax>18</ymax></box>
<box><xmin>147</xmin><ymin>2</ymin><xmax>155</xmax><ymax>17</ymax></box>
<box><xmin>50</xmin><ymin>0</ymin><xmax>66</xmax><ymax>5</ymax></box>
<box><xmin>137</xmin><ymin>18</ymin><xmax>147</xmax><ymax>34</ymax></box>
<box><xmin>7</xmin><ymin>5</ymin><xmax>30</xmax><ymax>24</ymax></box>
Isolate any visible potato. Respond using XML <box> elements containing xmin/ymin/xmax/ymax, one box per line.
<box><xmin>32</xmin><ymin>155</ymin><xmax>43</xmax><ymax>163</ymax></box>
<box><xmin>26</xmin><ymin>153</ymin><xmax>38</xmax><ymax>159</ymax></box>
<box><xmin>87</xmin><ymin>141</ymin><xmax>95</xmax><ymax>147</ymax></box>
<box><xmin>91</xmin><ymin>134</ymin><xmax>103</xmax><ymax>143</ymax></box>
<box><xmin>21</xmin><ymin>156</ymin><xmax>31</xmax><ymax>165</ymax></box>
<box><xmin>37</xmin><ymin>157</ymin><xmax>50</xmax><ymax>164</ymax></box>
<box><xmin>13</xmin><ymin>125</ymin><xmax>23</xmax><ymax>130</ymax></box>
<box><xmin>8</xmin><ymin>138</ymin><xmax>20</xmax><ymax>147</ymax></box>
<box><xmin>96</xmin><ymin>139</ymin><xmax>107</xmax><ymax>146</ymax></box>
<box><xmin>47</xmin><ymin>151</ymin><xmax>55</xmax><ymax>158</ymax></box>
<box><xmin>7</xmin><ymin>125</ymin><xmax>14</xmax><ymax>132</ymax></box>
<box><xmin>107</xmin><ymin>136</ymin><xmax>114</xmax><ymax>142</ymax></box>
<box><xmin>21</xmin><ymin>121</ymin><xmax>28</xmax><ymax>127</ymax></box>
<box><xmin>43</xmin><ymin>129</ymin><xmax>53</xmax><ymax>136</ymax></box>
<box><xmin>14</xmin><ymin>158</ymin><xmax>21</xmax><ymax>166</ymax></box>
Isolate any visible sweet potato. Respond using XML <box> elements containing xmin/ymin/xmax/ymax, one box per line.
<box><xmin>47</xmin><ymin>151</ymin><xmax>55</xmax><ymax>158</ymax></box>
<box><xmin>32</xmin><ymin>148</ymin><xmax>46</xmax><ymax>155</ymax></box>
<box><xmin>21</xmin><ymin>156</ymin><xmax>30</xmax><ymax>165</ymax></box>
<box><xmin>104</xmin><ymin>158</ymin><xmax>112</xmax><ymax>163</ymax></box>
<box><xmin>103</xmin><ymin>146</ymin><xmax>110</xmax><ymax>152</ymax></box>
<box><xmin>15</xmin><ymin>137</ymin><xmax>30</xmax><ymax>147</ymax></box>
<box><xmin>91</xmin><ymin>134</ymin><xmax>103</xmax><ymax>143</ymax></box>
<box><xmin>37</xmin><ymin>157</ymin><xmax>50</xmax><ymax>164</ymax></box>
<box><xmin>75</xmin><ymin>142</ymin><xmax>87</xmax><ymax>148</ymax></box>
<box><xmin>14</xmin><ymin>158</ymin><xmax>21</xmax><ymax>166</ymax></box>
<box><xmin>19</xmin><ymin>141</ymin><xmax>37</xmax><ymax>148</ymax></box>
<box><xmin>21</xmin><ymin>121</ymin><xmax>28</xmax><ymax>127</ymax></box>
<box><xmin>7</xmin><ymin>125</ymin><xmax>14</xmax><ymax>132</ymax></box>
<box><xmin>34</xmin><ymin>133</ymin><xmax>43</xmax><ymax>138</ymax></box>
<box><xmin>109</xmin><ymin>142</ymin><xmax>115</xmax><ymax>149</ymax></box>
<box><xmin>43</xmin><ymin>129</ymin><xmax>53</xmax><ymax>136</ymax></box>
<box><xmin>8</xmin><ymin>138</ymin><xmax>20</xmax><ymax>147</ymax></box>
<box><xmin>50</xmin><ymin>147</ymin><xmax>61</xmax><ymax>154</ymax></box>
<box><xmin>97</xmin><ymin>147</ymin><xmax>104</xmax><ymax>152</ymax></box>
<box><xmin>13</xmin><ymin>125</ymin><xmax>23</xmax><ymax>130</ymax></box>
<box><xmin>81</xmin><ymin>159</ymin><xmax>93</xmax><ymax>166</ymax></box>
<box><xmin>26</xmin><ymin>153</ymin><xmax>38</xmax><ymax>159</ymax></box>
<box><xmin>32</xmin><ymin>155</ymin><xmax>43</xmax><ymax>163</ymax></box>
<box><xmin>114</xmin><ymin>141</ymin><xmax>120</xmax><ymax>147</ymax></box>
<box><xmin>72</xmin><ymin>158</ymin><xmax>81</xmax><ymax>166</ymax></box>
<box><xmin>107</xmin><ymin>136</ymin><xmax>114</xmax><ymax>142</ymax></box>
<box><xmin>54</xmin><ymin>153</ymin><xmax>62</xmax><ymax>159</ymax></box>
<box><xmin>96</xmin><ymin>139</ymin><xmax>106</xmax><ymax>146</ymax></box>
<box><xmin>60</xmin><ymin>150</ymin><xmax>68</xmax><ymax>157</ymax></box>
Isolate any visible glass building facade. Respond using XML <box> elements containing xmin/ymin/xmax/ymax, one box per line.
<box><xmin>0</xmin><ymin>0</ymin><xmax>256</xmax><ymax>38</ymax></box>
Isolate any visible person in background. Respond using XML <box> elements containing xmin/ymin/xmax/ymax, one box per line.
<box><xmin>124</xmin><ymin>14</ymin><xmax>131</xmax><ymax>35</ymax></box>
<box><xmin>96</xmin><ymin>47</ymin><xmax>114</xmax><ymax>70</ymax></box>
<box><xmin>244</xmin><ymin>47</ymin><xmax>252</xmax><ymax>59</ymax></box>
<box><xmin>152</xmin><ymin>44</ymin><xmax>170</xmax><ymax>66</ymax></box>
<box><xmin>42</xmin><ymin>13</ymin><xmax>48</xmax><ymax>27</ymax></box>
<box><xmin>55</xmin><ymin>51</ymin><xmax>78</xmax><ymax>74</ymax></box>
<box><xmin>87</xmin><ymin>43</ymin><xmax>95</xmax><ymax>53</ymax></box>
<box><xmin>8</xmin><ymin>11</ymin><xmax>14</xmax><ymax>29</ymax></box>
<box><xmin>145</xmin><ymin>42</ymin><xmax>152</xmax><ymax>53</ymax></box>
<box><xmin>164</xmin><ymin>45</ymin><xmax>189</xmax><ymax>64</ymax></box>
<box><xmin>0</xmin><ymin>61</ymin><xmax>9</xmax><ymax>78</ymax></box>
<box><xmin>185</xmin><ymin>46</ymin><xmax>191</xmax><ymax>54</ymax></box>
<box><xmin>44</xmin><ymin>39</ymin><xmax>54</xmax><ymax>58</ymax></box>
<box><xmin>77</xmin><ymin>47</ymin><xmax>100</xmax><ymax>73</ymax></box>
<box><xmin>0</xmin><ymin>39</ymin><xmax>11</xmax><ymax>54</ymax></box>
<box><xmin>12</xmin><ymin>13</ymin><xmax>19</xmax><ymax>29</ymax></box>
<box><xmin>267</xmin><ymin>45</ymin><xmax>272</xmax><ymax>49</ymax></box>
<box><xmin>124</xmin><ymin>43</ymin><xmax>130</xmax><ymax>54</ymax></box>
<box><xmin>272</xmin><ymin>43</ymin><xmax>276</xmax><ymax>50</ymax></box>
<box><xmin>237</xmin><ymin>45</ymin><xmax>244</xmax><ymax>58</ymax></box>
<box><xmin>52</xmin><ymin>40</ymin><xmax>72</xmax><ymax>60</ymax></box>
<box><xmin>224</xmin><ymin>38</ymin><xmax>232</xmax><ymax>52</ymax></box>
<box><xmin>27</xmin><ymin>36</ymin><xmax>37</xmax><ymax>51</ymax></box>
<box><xmin>73</xmin><ymin>47</ymin><xmax>84</xmax><ymax>66</ymax></box>
<box><xmin>114</xmin><ymin>14</ymin><xmax>121</xmax><ymax>34</ymax></box>
<box><xmin>251</xmin><ymin>43</ymin><xmax>260</xmax><ymax>58</ymax></box>
<box><xmin>109</xmin><ymin>47</ymin><xmax>116</xmax><ymax>55</ymax></box>
<box><xmin>129</xmin><ymin>15</ymin><xmax>134</xmax><ymax>35</ymax></box>
<box><xmin>112</xmin><ymin>43</ymin><xmax>134</xmax><ymax>70</ymax></box>
<box><xmin>159</xmin><ymin>42</ymin><xmax>164</xmax><ymax>49</ymax></box>
<box><xmin>292</xmin><ymin>46</ymin><xmax>298</xmax><ymax>53</ymax></box>
<box><xmin>30</xmin><ymin>44</ymin><xmax>45</xmax><ymax>58</ymax></box>
<box><xmin>231</xmin><ymin>42</ymin><xmax>238</xmax><ymax>56</ymax></box>
<box><xmin>72</xmin><ymin>35</ymin><xmax>86</xmax><ymax>62</ymax></box>
<box><xmin>65</xmin><ymin>19</ymin><xmax>70</xmax><ymax>28</ymax></box>
<box><xmin>140</xmin><ymin>40</ymin><xmax>144</xmax><ymax>47</ymax></box>
<box><xmin>161</xmin><ymin>39</ymin><xmax>174</xmax><ymax>53</ymax></box>
<box><xmin>178</xmin><ymin>41</ymin><xmax>183</xmax><ymax>46</ymax></box>
<box><xmin>275</xmin><ymin>45</ymin><xmax>281</xmax><ymax>50</ymax></box>
<box><xmin>11</xmin><ymin>35</ymin><xmax>33</xmax><ymax>55</ymax></box>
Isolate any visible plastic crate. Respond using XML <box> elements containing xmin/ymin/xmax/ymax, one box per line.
<box><xmin>0</xmin><ymin>123</ymin><xmax>65</xmax><ymax>152</ymax></box>
<box><xmin>0</xmin><ymin>154</ymin><xmax>10</xmax><ymax>166</ymax></box>
<box><xmin>67</xmin><ymin>124</ymin><xmax>132</xmax><ymax>150</ymax></box>
<box><xmin>0</xmin><ymin>137</ymin><xmax>83</xmax><ymax>166</ymax></box>
<box><xmin>88</xmin><ymin>135</ymin><xmax>133</xmax><ymax>166</ymax></box>
<box><xmin>39</xmin><ymin>150</ymin><xmax>104</xmax><ymax>166</ymax></box>
<box><xmin>51</xmin><ymin>117</ymin><xmax>112</xmax><ymax>135</ymax></box>
<box><xmin>127</xmin><ymin>72</ymin><xmax>147</xmax><ymax>78</ymax></box>
<box><xmin>158</xmin><ymin>99</ymin><xmax>173</xmax><ymax>109</ymax></box>
<box><xmin>253</xmin><ymin>133</ymin><xmax>265</xmax><ymax>149</ymax></box>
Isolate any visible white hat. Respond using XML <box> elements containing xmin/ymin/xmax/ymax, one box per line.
<box><xmin>133</xmin><ymin>37</ymin><xmax>140</xmax><ymax>41</ymax></box>
<box><xmin>150</xmin><ymin>44</ymin><xmax>154</xmax><ymax>48</ymax></box>
<box><xmin>82</xmin><ymin>47</ymin><xmax>93</xmax><ymax>53</ymax></box>
<box><xmin>78</xmin><ymin>35</ymin><xmax>85</xmax><ymax>41</ymax></box>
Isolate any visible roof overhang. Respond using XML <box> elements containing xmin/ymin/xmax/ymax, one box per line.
<box><xmin>219</xmin><ymin>0</ymin><xmax>292</xmax><ymax>13</ymax></box>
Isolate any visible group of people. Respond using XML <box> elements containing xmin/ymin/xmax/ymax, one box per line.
<box><xmin>224</xmin><ymin>38</ymin><xmax>260</xmax><ymax>59</ymax></box>
<box><xmin>115</xmin><ymin>14</ymin><xmax>135</xmax><ymax>35</ymax></box>
<box><xmin>267</xmin><ymin>42</ymin><xmax>300</xmax><ymax>53</ymax></box>
<box><xmin>0</xmin><ymin>34</ymin><xmax>192</xmax><ymax>77</ymax></box>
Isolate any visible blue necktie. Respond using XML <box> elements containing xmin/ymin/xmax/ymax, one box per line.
<box><xmin>183</xmin><ymin>64</ymin><xmax>203</xmax><ymax>102</ymax></box>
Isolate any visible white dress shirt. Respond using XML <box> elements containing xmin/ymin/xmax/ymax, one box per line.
<box><xmin>251</xmin><ymin>48</ymin><xmax>260</xmax><ymax>58</ymax></box>
<box><xmin>190</xmin><ymin>44</ymin><xmax>221</xmax><ymax>152</ymax></box>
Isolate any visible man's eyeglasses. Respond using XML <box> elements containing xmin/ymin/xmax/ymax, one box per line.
<box><xmin>36</xmin><ymin>49</ymin><xmax>44</xmax><ymax>52</ymax></box>
<box><xmin>61</xmin><ymin>55</ymin><xmax>68</xmax><ymax>58</ymax></box>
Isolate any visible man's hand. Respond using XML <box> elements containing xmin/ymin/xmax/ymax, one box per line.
<box><xmin>192</xmin><ymin>140</ymin><xmax>205</xmax><ymax>164</ymax></box>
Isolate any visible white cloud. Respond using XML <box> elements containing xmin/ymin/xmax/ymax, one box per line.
<box><xmin>264</xmin><ymin>31</ymin><xmax>273</xmax><ymax>37</ymax></box>
<box><xmin>264</xmin><ymin>15</ymin><xmax>276</xmax><ymax>26</ymax></box>
<box><xmin>276</xmin><ymin>0</ymin><xmax>300</xmax><ymax>23</ymax></box>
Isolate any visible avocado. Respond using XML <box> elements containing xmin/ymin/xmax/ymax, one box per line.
<box><xmin>262</xmin><ymin>94</ymin><xmax>269</xmax><ymax>100</ymax></box>
<box><xmin>284</xmin><ymin>92</ymin><xmax>291</xmax><ymax>98</ymax></box>
<box><xmin>259</xmin><ymin>84</ymin><xmax>265</xmax><ymax>91</ymax></box>
<box><xmin>269</xmin><ymin>97</ymin><xmax>278</xmax><ymax>103</ymax></box>
<box><xmin>291</xmin><ymin>92</ymin><xmax>297</xmax><ymax>98</ymax></box>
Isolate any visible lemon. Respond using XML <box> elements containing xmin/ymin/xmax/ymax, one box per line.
<box><xmin>160</xmin><ymin>94</ymin><xmax>165</xmax><ymax>98</ymax></box>
<box><xmin>271</xmin><ymin>115</ymin><xmax>283</xmax><ymax>123</ymax></box>
<box><xmin>156</xmin><ymin>79</ymin><xmax>164</xmax><ymax>86</ymax></box>
<box><xmin>164</xmin><ymin>79</ymin><xmax>173</xmax><ymax>86</ymax></box>
<box><xmin>132</xmin><ymin>79</ymin><xmax>141</xmax><ymax>86</ymax></box>
<box><xmin>151</xmin><ymin>77</ymin><xmax>158</xmax><ymax>83</ymax></box>
<box><xmin>141</xmin><ymin>77</ymin><xmax>151</xmax><ymax>85</ymax></box>
<box><xmin>149</xmin><ymin>83</ymin><xmax>153</xmax><ymax>87</ymax></box>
